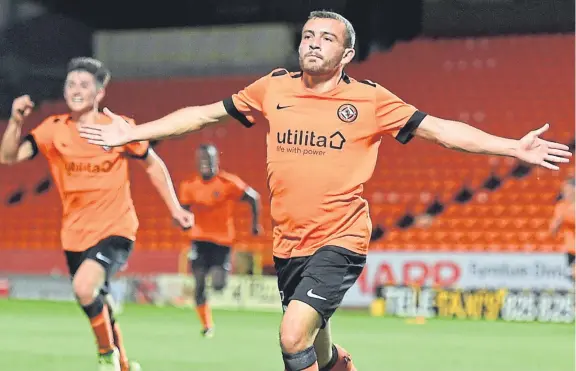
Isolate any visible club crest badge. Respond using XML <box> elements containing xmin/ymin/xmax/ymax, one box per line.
<box><xmin>337</xmin><ymin>104</ymin><xmax>358</xmax><ymax>123</ymax></box>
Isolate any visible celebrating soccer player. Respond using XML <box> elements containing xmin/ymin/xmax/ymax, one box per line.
<box><xmin>0</xmin><ymin>57</ymin><xmax>194</xmax><ymax>371</ymax></box>
<box><xmin>79</xmin><ymin>10</ymin><xmax>572</xmax><ymax>371</ymax></box>
<box><xmin>179</xmin><ymin>143</ymin><xmax>262</xmax><ymax>337</ymax></box>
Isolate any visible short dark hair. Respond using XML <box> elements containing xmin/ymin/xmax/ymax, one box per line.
<box><xmin>198</xmin><ymin>144</ymin><xmax>218</xmax><ymax>157</ymax></box>
<box><xmin>67</xmin><ymin>57</ymin><xmax>111</xmax><ymax>87</ymax></box>
<box><xmin>308</xmin><ymin>10</ymin><xmax>356</xmax><ymax>49</ymax></box>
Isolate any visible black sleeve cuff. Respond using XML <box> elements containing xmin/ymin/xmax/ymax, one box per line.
<box><xmin>395</xmin><ymin>110</ymin><xmax>427</xmax><ymax>144</ymax></box>
<box><xmin>127</xmin><ymin>147</ymin><xmax>150</xmax><ymax>160</ymax></box>
<box><xmin>223</xmin><ymin>97</ymin><xmax>254</xmax><ymax>128</ymax></box>
<box><xmin>23</xmin><ymin>134</ymin><xmax>39</xmax><ymax>159</ymax></box>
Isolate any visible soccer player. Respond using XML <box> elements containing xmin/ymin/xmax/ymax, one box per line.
<box><xmin>0</xmin><ymin>57</ymin><xmax>194</xmax><ymax>371</ymax></box>
<box><xmin>179</xmin><ymin>143</ymin><xmax>262</xmax><ymax>337</ymax></box>
<box><xmin>78</xmin><ymin>10</ymin><xmax>572</xmax><ymax>371</ymax></box>
<box><xmin>550</xmin><ymin>177</ymin><xmax>575</xmax><ymax>281</ymax></box>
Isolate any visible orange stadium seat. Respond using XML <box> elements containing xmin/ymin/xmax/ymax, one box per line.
<box><xmin>0</xmin><ymin>35</ymin><xmax>573</xmax><ymax>267</ymax></box>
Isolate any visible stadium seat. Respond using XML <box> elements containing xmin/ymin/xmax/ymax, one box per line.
<box><xmin>0</xmin><ymin>35</ymin><xmax>572</xmax><ymax>269</ymax></box>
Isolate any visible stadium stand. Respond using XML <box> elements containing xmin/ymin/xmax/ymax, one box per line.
<box><xmin>0</xmin><ymin>35</ymin><xmax>573</xmax><ymax>273</ymax></box>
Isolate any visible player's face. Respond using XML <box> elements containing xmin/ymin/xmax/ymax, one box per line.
<box><xmin>64</xmin><ymin>71</ymin><xmax>104</xmax><ymax>113</ymax></box>
<box><xmin>298</xmin><ymin>18</ymin><xmax>354</xmax><ymax>76</ymax></box>
<box><xmin>196</xmin><ymin>149</ymin><xmax>218</xmax><ymax>179</ymax></box>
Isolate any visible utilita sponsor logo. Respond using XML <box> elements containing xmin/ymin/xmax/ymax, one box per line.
<box><xmin>65</xmin><ymin>161</ymin><xmax>113</xmax><ymax>175</ymax></box>
<box><xmin>276</xmin><ymin>129</ymin><xmax>346</xmax><ymax>150</ymax></box>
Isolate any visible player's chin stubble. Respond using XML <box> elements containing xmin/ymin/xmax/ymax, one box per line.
<box><xmin>299</xmin><ymin>59</ymin><xmax>329</xmax><ymax>76</ymax></box>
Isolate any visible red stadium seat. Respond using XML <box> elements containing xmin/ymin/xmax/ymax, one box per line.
<box><xmin>0</xmin><ymin>35</ymin><xmax>572</xmax><ymax>260</ymax></box>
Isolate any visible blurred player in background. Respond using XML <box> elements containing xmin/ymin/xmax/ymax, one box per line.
<box><xmin>179</xmin><ymin>143</ymin><xmax>262</xmax><ymax>337</ymax></box>
<box><xmin>550</xmin><ymin>177</ymin><xmax>575</xmax><ymax>281</ymax></box>
<box><xmin>0</xmin><ymin>57</ymin><xmax>193</xmax><ymax>371</ymax></box>
<box><xmin>79</xmin><ymin>10</ymin><xmax>572</xmax><ymax>371</ymax></box>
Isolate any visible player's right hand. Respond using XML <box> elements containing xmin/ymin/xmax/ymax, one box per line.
<box><xmin>173</xmin><ymin>207</ymin><xmax>195</xmax><ymax>230</ymax></box>
<box><xmin>78</xmin><ymin>107</ymin><xmax>133</xmax><ymax>147</ymax></box>
<box><xmin>11</xmin><ymin>95</ymin><xmax>34</xmax><ymax>124</ymax></box>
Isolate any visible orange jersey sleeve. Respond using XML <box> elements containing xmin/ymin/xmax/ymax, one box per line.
<box><xmin>374</xmin><ymin>83</ymin><xmax>426</xmax><ymax>144</ymax></box>
<box><xmin>223</xmin><ymin>69</ymin><xmax>285</xmax><ymax>127</ymax></box>
<box><xmin>27</xmin><ymin>115</ymin><xmax>59</xmax><ymax>157</ymax></box>
<box><xmin>122</xmin><ymin>117</ymin><xmax>150</xmax><ymax>158</ymax></box>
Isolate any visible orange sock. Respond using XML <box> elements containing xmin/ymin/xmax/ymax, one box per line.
<box><xmin>195</xmin><ymin>303</ymin><xmax>213</xmax><ymax>329</ymax></box>
<box><xmin>112</xmin><ymin>322</ymin><xmax>130</xmax><ymax>370</ymax></box>
<box><xmin>324</xmin><ymin>344</ymin><xmax>356</xmax><ymax>371</ymax></box>
<box><xmin>89</xmin><ymin>305</ymin><xmax>115</xmax><ymax>354</ymax></box>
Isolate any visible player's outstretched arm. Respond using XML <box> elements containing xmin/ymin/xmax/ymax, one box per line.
<box><xmin>139</xmin><ymin>149</ymin><xmax>194</xmax><ymax>230</ymax></box>
<box><xmin>549</xmin><ymin>202</ymin><xmax>565</xmax><ymax>235</ymax></box>
<box><xmin>241</xmin><ymin>187</ymin><xmax>263</xmax><ymax>235</ymax></box>
<box><xmin>0</xmin><ymin>95</ymin><xmax>36</xmax><ymax>165</ymax></box>
<box><xmin>79</xmin><ymin>102</ymin><xmax>230</xmax><ymax>147</ymax></box>
<box><xmin>414</xmin><ymin>116</ymin><xmax>572</xmax><ymax>170</ymax></box>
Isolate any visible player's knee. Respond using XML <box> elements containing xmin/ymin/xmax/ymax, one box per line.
<box><xmin>280</xmin><ymin>329</ymin><xmax>310</xmax><ymax>355</ymax></box>
<box><xmin>212</xmin><ymin>280</ymin><xmax>225</xmax><ymax>291</ymax></box>
<box><xmin>211</xmin><ymin>273</ymin><xmax>227</xmax><ymax>291</ymax></box>
<box><xmin>280</xmin><ymin>318</ymin><xmax>315</xmax><ymax>354</ymax></box>
<box><xmin>72</xmin><ymin>277</ymin><xmax>99</xmax><ymax>305</ymax></box>
<box><xmin>280</xmin><ymin>300</ymin><xmax>322</xmax><ymax>353</ymax></box>
<box><xmin>72</xmin><ymin>260</ymin><xmax>106</xmax><ymax>305</ymax></box>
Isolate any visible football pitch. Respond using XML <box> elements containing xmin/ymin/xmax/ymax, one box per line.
<box><xmin>0</xmin><ymin>299</ymin><xmax>573</xmax><ymax>371</ymax></box>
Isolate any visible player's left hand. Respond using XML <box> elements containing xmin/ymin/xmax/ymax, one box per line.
<box><xmin>173</xmin><ymin>208</ymin><xmax>194</xmax><ymax>230</ymax></box>
<box><xmin>515</xmin><ymin>123</ymin><xmax>572</xmax><ymax>170</ymax></box>
<box><xmin>79</xmin><ymin>107</ymin><xmax>133</xmax><ymax>147</ymax></box>
<box><xmin>251</xmin><ymin>224</ymin><xmax>263</xmax><ymax>236</ymax></box>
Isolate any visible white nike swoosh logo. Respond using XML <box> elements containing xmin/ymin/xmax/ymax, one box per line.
<box><xmin>306</xmin><ymin>289</ymin><xmax>327</xmax><ymax>301</ymax></box>
<box><xmin>95</xmin><ymin>252</ymin><xmax>111</xmax><ymax>264</ymax></box>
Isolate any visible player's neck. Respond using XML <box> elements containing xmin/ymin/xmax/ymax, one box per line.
<box><xmin>201</xmin><ymin>171</ymin><xmax>218</xmax><ymax>181</ymax></box>
<box><xmin>302</xmin><ymin>68</ymin><xmax>344</xmax><ymax>94</ymax></box>
<box><xmin>70</xmin><ymin>108</ymin><xmax>99</xmax><ymax>124</ymax></box>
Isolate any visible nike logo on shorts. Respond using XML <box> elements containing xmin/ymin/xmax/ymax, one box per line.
<box><xmin>95</xmin><ymin>252</ymin><xmax>111</xmax><ymax>264</ymax></box>
<box><xmin>276</xmin><ymin>104</ymin><xmax>294</xmax><ymax>110</ymax></box>
<box><xmin>306</xmin><ymin>289</ymin><xmax>327</xmax><ymax>301</ymax></box>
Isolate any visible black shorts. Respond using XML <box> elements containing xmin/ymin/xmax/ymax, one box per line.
<box><xmin>65</xmin><ymin>235</ymin><xmax>133</xmax><ymax>295</ymax></box>
<box><xmin>189</xmin><ymin>240</ymin><xmax>231</xmax><ymax>272</ymax></box>
<box><xmin>274</xmin><ymin>245</ymin><xmax>366</xmax><ymax>328</ymax></box>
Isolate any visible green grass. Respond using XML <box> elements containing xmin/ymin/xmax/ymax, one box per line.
<box><xmin>0</xmin><ymin>299</ymin><xmax>573</xmax><ymax>371</ymax></box>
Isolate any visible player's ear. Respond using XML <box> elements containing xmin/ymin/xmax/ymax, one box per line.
<box><xmin>95</xmin><ymin>87</ymin><xmax>106</xmax><ymax>104</ymax></box>
<box><xmin>341</xmin><ymin>48</ymin><xmax>355</xmax><ymax>65</ymax></box>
